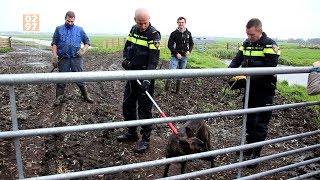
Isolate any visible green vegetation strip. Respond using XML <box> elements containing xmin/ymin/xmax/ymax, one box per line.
<box><xmin>0</xmin><ymin>47</ymin><xmax>13</xmax><ymax>53</ymax></box>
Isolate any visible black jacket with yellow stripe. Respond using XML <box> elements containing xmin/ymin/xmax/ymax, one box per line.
<box><xmin>123</xmin><ymin>24</ymin><xmax>161</xmax><ymax>70</ymax></box>
<box><xmin>228</xmin><ymin>32</ymin><xmax>280</xmax><ymax>95</ymax></box>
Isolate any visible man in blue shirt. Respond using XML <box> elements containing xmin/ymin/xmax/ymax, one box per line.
<box><xmin>51</xmin><ymin>11</ymin><xmax>93</xmax><ymax>106</ymax></box>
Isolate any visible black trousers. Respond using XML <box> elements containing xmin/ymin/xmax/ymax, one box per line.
<box><xmin>122</xmin><ymin>80</ymin><xmax>155</xmax><ymax>134</ymax></box>
<box><xmin>245</xmin><ymin>93</ymin><xmax>274</xmax><ymax>144</ymax></box>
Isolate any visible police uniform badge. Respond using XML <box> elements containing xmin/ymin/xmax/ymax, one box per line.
<box><xmin>272</xmin><ymin>44</ymin><xmax>279</xmax><ymax>54</ymax></box>
<box><xmin>154</xmin><ymin>40</ymin><xmax>160</xmax><ymax>50</ymax></box>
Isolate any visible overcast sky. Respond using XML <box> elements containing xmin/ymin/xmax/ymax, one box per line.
<box><xmin>0</xmin><ymin>0</ymin><xmax>319</xmax><ymax>39</ymax></box>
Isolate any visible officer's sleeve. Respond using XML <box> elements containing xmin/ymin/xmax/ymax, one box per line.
<box><xmin>168</xmin><ymin>32</ymin><xmax>177</xmax><ymax>56</ymax></box>
<box><xmin>189</xmin><ymin>32</ymin><xmax>194</xmax><ymax>52</ymax></box>
<box><xmin>51</xmin><ymin>27</ymin><xmax>59</xmax><ymax>46</ymax></box>
<box><xmin>123</xmin><ymin>33</ymin><xmax>132</xmax><ymax>59</ymax></box>
<box><xmin>81</xmin><ymin>28</ymin><xmax>90</xmax><ymax>46</ymax></box>
<box><xmin>228</xmin><ymin>44</ymin><xmax>245</xmax><ymax>68</ymax></box>
<box><xmin>263</xmin><ymin>40</ymin><xmax>280</xmax><ymax>67</ymax></box>
<box><xmin>147</xmin><ymin>31</ymin><xmax>161</xmax><ymax>70</ymax></box>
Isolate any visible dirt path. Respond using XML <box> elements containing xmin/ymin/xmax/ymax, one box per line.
<box><xmin>0</xmin><ymin>43</ymin><xmax>319</xmax><ymax>179</ymax></box>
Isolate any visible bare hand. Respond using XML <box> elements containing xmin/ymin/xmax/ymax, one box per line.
<box><xmin>76</xmin><ymin>48</ymin><xmax>86</xmax><ymax>57</ymax></box>
<box><xmin>51</xmin><ymin>56</ymin><xmax>58</xmax><ymax>68</ymax></box>
<box><xmin>176</xmin><ymin>53</ymin><xmax>182</xmax><ymax>60</ymax></box>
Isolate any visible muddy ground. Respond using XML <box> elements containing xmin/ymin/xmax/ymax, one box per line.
<box><xmin>0</xmin><ymin>43</ymin><xmax>319</xmax><ymax>179</ymax></box>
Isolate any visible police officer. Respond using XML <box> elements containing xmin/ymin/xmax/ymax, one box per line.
<box><xmin>51</xmin><ymin>11</ymin><xmax>93</xmax><ymax>106</ymax></box>
<box><xmin>164</xmin><ymin>17</ymin><xmax>194</xmax><ymax>93</ymax></box>
<box><xmin>117</xmin><ymin>8</ymin><xmax>161</xmax><ymax>153</ymax></box>
<box><xmin>228</xmin><ymin>18</ymin><xmax>280</xmax><ymax>168</ymax></box>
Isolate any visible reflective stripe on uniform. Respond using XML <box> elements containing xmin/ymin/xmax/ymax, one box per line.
<box><xmin>243</xmin><ymin>50</ymin><xmax>265</xmax><ymax>57</ymax></box>
<box><xmin>264</xmin><ymin>45</ymin><xmax>281</xmax><ymax>55</ymax></box>
<box><xmin>239</xmin><ymin>45</ymin><xmax>244</xmax><ymax>51</ymax></box>
<box><xmin>127</xmin><ymin>33</ymin><xmax>158</xmax><ymax>50</ymax></box>
<box><xmin>148</xmin><ymin>43</ymin><xmax>158</xmax><ymax>49</ymax></box>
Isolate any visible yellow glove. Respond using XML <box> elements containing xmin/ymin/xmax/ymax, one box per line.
<box><xmin>51</xmin><ymin>56</ymin><xmax>58</xmax><ymax>68</ymax></box>
<box><xmin>76</xmin><ymin>48</ymin><xmax>86</xmax><ymax>57</ymax></box>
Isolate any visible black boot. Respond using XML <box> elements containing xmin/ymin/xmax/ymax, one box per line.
<box><xmin>164</xmin><ymin>80</ymin><xmax>171</xmax><ymax>91</ymax></box>
<box><xmin>247</xmin><ymin>148</ymin><xmax>261</xmax><ymax>168</ymax></box>
<box><xmin>79</xmin><ymin>86</ymin><xmax>94</xmax><ymax>103</ymax></box>
<box><xmin>175</xmin><ymin>80</ymin><xmax>182</xmax><ymax>94</ymax></box>
<box><xmin>236</xmin><ymin>148</ymin><xmax>253</xmax><ymax>156</ymax></box>
<box><xmin>117</xmin><ymin>129</ymin><xmax>138</xmax><ymax>142</ymax></box>
<box><xmin>53</xmin><ymin>87</ymin><xmax>65</xmax><ymax>107</ymax></box>
<box><xmin>135</xmin><ymin>131</ymin><xmax>151</xmax><ymax>153</ymax></box>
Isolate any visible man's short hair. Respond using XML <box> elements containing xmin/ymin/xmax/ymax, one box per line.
<box><xmin>177</xmin><ymin>17</ymin><xmax>186</xmax><ymax>23</ymax></box>
<box><xmin>65</xmin><ymin>11</ymin><xmax>75</xmax><ymax>19</ymax></box>
<box><xmin>246</xmin><ymin>18</ymin><xmax>262</xmax><ymax>30</ymax></box>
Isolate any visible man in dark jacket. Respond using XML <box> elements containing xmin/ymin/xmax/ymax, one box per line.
<box><xmin>117</xmin><ymin>8</ymin><xmax>161</xmax><ymax>153</ymax></box>
<box><xmin>164</xmin><ymin>17</ymin><xmax>194</xmax><ymax>94</ymax></box>
<box><xmin>228</xmin><ymin>18</ymin><xmax>280</xmax><ymax>168</ymax></box>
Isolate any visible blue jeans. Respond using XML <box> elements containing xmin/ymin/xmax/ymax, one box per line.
<box><xmin>57</xmin><ymin>57</ymin><xmax>84</xmax><ymax>88</ymax></box>
<box><xmin>168</xmin><ymin>55</ymin><xmax>187</xmax><ymax>80</ymax></box>
<box><xmin>169</xmin><ymin>55</ymin><xmax>188</xmax><ymax>69</ymax></box>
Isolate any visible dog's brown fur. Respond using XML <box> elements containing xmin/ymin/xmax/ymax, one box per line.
<box><xmin>163</xmin><ymin>120</ymin><xmax>214</xmax><ymax>177</ymax></box>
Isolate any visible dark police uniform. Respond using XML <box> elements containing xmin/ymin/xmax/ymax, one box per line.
<box><xmin>118</xmin><ymin>24</ymin><xmax>160</xmax><ymax>153</ymax></box>
<box><xmin>229</xmin><ymin>32</ymin><xmax>280</xmax><ymax>156</ymax></box>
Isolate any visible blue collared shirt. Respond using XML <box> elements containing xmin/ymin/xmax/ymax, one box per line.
<box><xmin>51</xmin><ymin>24</ymin><xmax>90</xmax><ymax>58</ymax></box>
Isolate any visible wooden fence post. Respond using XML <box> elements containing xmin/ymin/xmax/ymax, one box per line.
<box><xmin>9</xmin><ymin>37</ymin><xmax>12</xmax><ymax>48</ymax></box>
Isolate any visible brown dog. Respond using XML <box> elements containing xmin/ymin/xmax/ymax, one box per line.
<box><xmin>163</xmin><ymin>120</ymin><xmax>214</xmax><ymax>177</ymax></box>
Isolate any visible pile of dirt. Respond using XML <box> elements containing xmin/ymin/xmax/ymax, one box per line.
<box><xmin>0</xmin><ymin>43</ymin><xmax>319</xmax><ymax>179</ymax></box>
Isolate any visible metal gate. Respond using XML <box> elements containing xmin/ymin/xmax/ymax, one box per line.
<box><xmin>0</xmin><ymin>67</ymin><xmax>319</xmax><ymax>179</ymax></box>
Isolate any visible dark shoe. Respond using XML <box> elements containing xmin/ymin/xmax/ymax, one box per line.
<box><xmin>79</xmin><ymin>86</ymin><xmax>94</xmax><ymax>103</ymax></box>
<box><xmin>175</xmin><ymin>80</ymin><xmax>182</xmax><ymax>94</ymax></box>
<box><xmin>164</xmin><ymin>80</ymin><xmax>171</xmax><ymax>91</ymax></box>
<box><xmin>53</xmin><ymin>95</ymin><xmax>64</xmax><ymax>107</ymax></box>
<box><xmin>247</xmin><ymin>153</ymin><xmax>260</xmax><ymax>168</ymax></box>
<box><xmin>53</xmin><ymin>87</ymin><xmax>65</xmax><ymax>107</ymax></box>
<box><xmin>117</xmin><ymin>132</ymin><xmax>138</xmax><ymax>142</ymax></box>
<box><xmin>236</xmin><ymin>149</ymin><xmax>253</xmax><ymax>156</ymax></box>
<box><xmin>135</xmin><ymin>139</ymin><xmax>149</xmax><ymax>153</ymax></box>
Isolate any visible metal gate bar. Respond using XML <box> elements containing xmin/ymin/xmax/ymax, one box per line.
<box><xmin>9</xmin><ymin>86</ymin><xmax>24</xmax><ymax>179</ymax></box>
<box><xmin>238</xmin><ymin>157</ymin><xmax>320</xmax><ymax>180</ymax></box>
<box><xmin>288</xmin><ymin>170</ymin><xmax>320</xmax><ymax>180</ymax></box>
<box><xmin>157</xmin><ymin>144</ymin><xmax>320</xmax><ymax>180</ymax></box>
<box><xmin>1</xmin><ymin>101</ymin><xmax>319</xmax><ymax>139</ymax></box>
<box><xmin>22</xmin><ymin>131</ymin><xmax>320</xmax><ymax>180</ymax></box>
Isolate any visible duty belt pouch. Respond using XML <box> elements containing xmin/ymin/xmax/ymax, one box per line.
<box><xmin>307</xmin><ymin>68</ymin><xmax>320</xmax><ymax>95</ymax></box>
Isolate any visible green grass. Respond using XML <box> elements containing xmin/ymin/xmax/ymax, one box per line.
<box><xmin>160</xmin><ymin>46</ymin><xmax>226</xmax><ymax>68</ymax></box>
<box><xmin>187</xmin><ymin>51</ymin><xmax>226</xmax><ymax>68</ymax></box>
<box><xmin>0</xmin><ymin>47</ymin><xmax>13</xmax><ymax>53</ymax></box>
<box><xmin>277</xmin><ymin>81</ymin><xmax>320</xmax><ymax>125</ymax></box>
<box><xmin>279</xmin><ymin>48</ymin><xmax>320</xmax><ymax>66</ymax></box>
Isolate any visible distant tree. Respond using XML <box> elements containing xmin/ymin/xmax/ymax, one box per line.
<box><xmin>307</xmin><ymin>38</ymin><xmax>320</xmax><ymax>44</ymax></box>
<box><xmin>287</xmin><ymin>38</ymin><xmax>305</xmax><ymax>44</ymax></box>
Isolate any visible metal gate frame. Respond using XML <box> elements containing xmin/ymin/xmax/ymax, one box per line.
<box><xmin>0</xmin><ymin>67</ymin><xmax>319</xmax><ymax>179</ymax></box>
